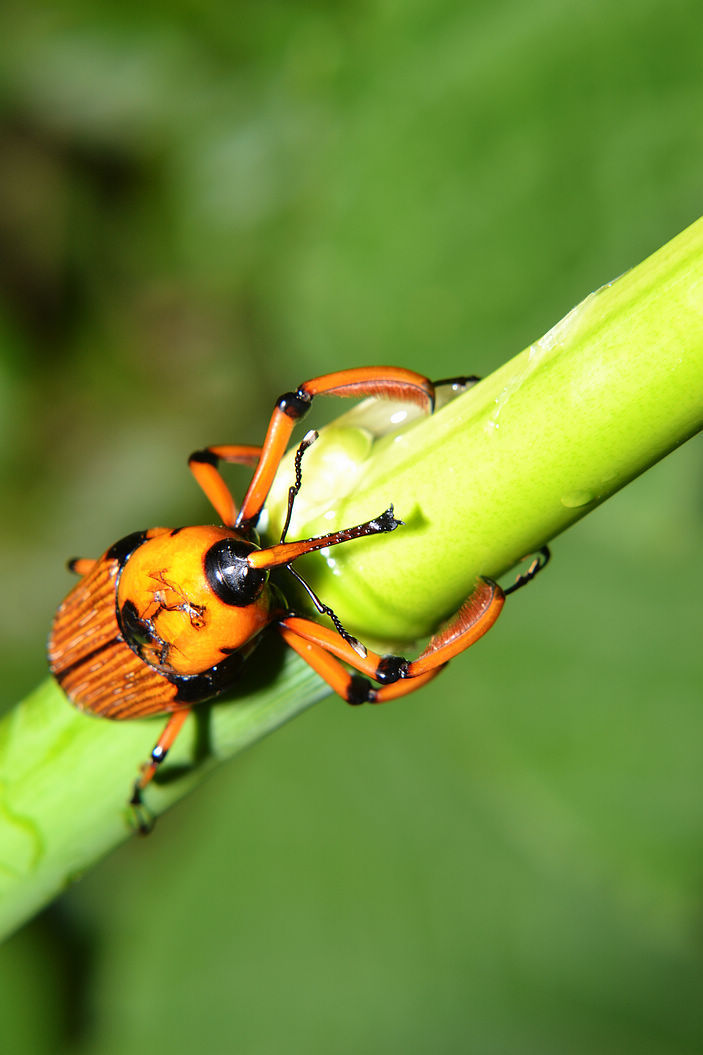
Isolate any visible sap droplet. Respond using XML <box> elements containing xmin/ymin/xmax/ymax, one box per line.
<box><xmin>561</xmin><ymin>490</ymin><xmax>593</xmax><ymax>508</ymax></box>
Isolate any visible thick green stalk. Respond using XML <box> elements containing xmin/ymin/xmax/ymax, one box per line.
<box><xmin>274</xmin><ymin>216</ymin><xmax>703</xmax><ymax>643</ymax></box>
<box><xmin>1</xmin><ymin>217</ymin><xmax>701</xmax><ymax>941</ymax></box>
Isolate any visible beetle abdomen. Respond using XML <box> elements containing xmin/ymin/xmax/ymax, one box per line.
<box><xmin>48</xmin><ymin>556</ymin><xmax>184</xmax><ymax>719</ymax></box>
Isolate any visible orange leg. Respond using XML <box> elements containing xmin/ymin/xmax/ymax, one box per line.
<box><xmin>67</xmin><ymin>557</ymin><xmax>97</xmax><ymax>576</ymax></box>
<box><xmin>130</xmin><ymin>708</ymin><xmax>191</xmax><ymax>832</ymax></box>
<box><xmin>279</xmin><ymin>577</ymin><xmax>505</xmax><ymax>704</ymax></box>
<box><xmin>236</xmin><ymin>367</ymin><xmax>439</xmax><ymax>528</ymax></box>
<box><xmin>188</xmin><ymin>444</ymin><xmax>262</xmax><ymax>527</ymax></box>
<box><xmin>188</xmin><ymin>370</ymin><xmax>479</xmax><ymax>530</ymax></box>
<box><xmin>280</xmin><ymin>628</ymin><xmax>442</xmax><ymax>703</ymax></box>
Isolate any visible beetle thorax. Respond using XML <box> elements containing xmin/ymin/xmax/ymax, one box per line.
<box><xmin>115</xmin><ymin>525</ymin><xmax>274</xmax><ymax>677</ymax></box>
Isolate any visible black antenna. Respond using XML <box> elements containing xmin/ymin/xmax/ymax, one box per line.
<box><xmin>287</xmin><ymin>565</ymin><xmax>367</xmax><ymax>658</ymax></box>
<box><xmin>280</xmin><ymin>430</ymin><xmax>318</xmax><ymax>544</ymax></box>
<box><xmin>278</xmin><ymin>429</ymin><xmax>368</xmax><ymax>657</ymax></box>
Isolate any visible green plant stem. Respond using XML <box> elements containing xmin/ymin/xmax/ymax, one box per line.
<box><xmin>284</xmin><ymin>216</ymin><xmax>703</xmax><ymax>643</ymax></box>
<box><xmin>1</xmin><ymin>217</ymin><xmax>702</xmax><ymax>942</ymax></box>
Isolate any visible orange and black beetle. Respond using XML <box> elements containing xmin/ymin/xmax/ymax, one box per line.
<box><xmin>49</xmin><ymin>366</ymin><xmax>548</xmax><ymax>820</ymax></box>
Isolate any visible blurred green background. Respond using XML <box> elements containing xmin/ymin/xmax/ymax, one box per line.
<box><xmin>1</xmin><ymin>0</ymin><xmax>702</xmax><ymax>1052</ymax></box>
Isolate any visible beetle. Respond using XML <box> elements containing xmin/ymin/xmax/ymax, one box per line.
<box><xmin>49</xmin><ymin>366</ymin><xmax>548</xmax><ymax>822</ymax></box>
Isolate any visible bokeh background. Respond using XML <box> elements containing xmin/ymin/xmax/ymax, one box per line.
<box><xmin>1</xmin><ymin>1</ymin><xmax>702</xmax><ymax>1052</ymax></box>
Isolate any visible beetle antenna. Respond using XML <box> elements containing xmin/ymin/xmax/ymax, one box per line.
<box><xmin>286</xmin><ymin>564</ymin><xmax>367</xmax><ymax>658</ymax></box>
<box><xmin>280</xmin><ymin>430</ymin><xmax>318</xmax><ymax>544</ymax></box>
<box><xmin>266</xmin><ymin>427</ymin><xmax>368</xmax><ymax>655</ymax></box>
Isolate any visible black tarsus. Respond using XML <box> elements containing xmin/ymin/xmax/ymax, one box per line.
<box><xmin>504</xmin><ymin>546</ymin><xmax>551</xmax><ymax>596</ymax></box>
<box><xmin>433</xmin><ymin>374</ymin><xmax>481</xmax><ymax>392</ymax></box>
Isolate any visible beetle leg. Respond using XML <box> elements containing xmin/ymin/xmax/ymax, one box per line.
<box><xmin>129</xmin><ymin>708</ymin><xmax>191</xmax><ymax>832</ymax></box>
<box><xmin>504</xmin><ymin>546</ymin><xmax>551</xmax><ymax>595</ymax></box>
<box><xmin>432</xmin><ymin>374</ymin><xmax>480</xmax><ymax>393</ymax></box>
<box><xmin>67</xmin><ymin>557</ymin><xmax>97</xmax><ymax>577</ymax></box>
<box><xmin>188</xmin><ymin>445</ymin><xmax>262</xmax><ymax>527</ymax></box>
<box><xmin>278</xmin><ymin>577</ymin><xmax>505</xmax><ymax>704</ymax></box>
<box><xmin>280</xmin><ymin>625</ymin><xmax>443</xmax><ymax>703</ymax></box>
<box><xmin>237</xmin><ymin>366</ymin><xmax>439</xmax><ymax>528</ymax></box>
